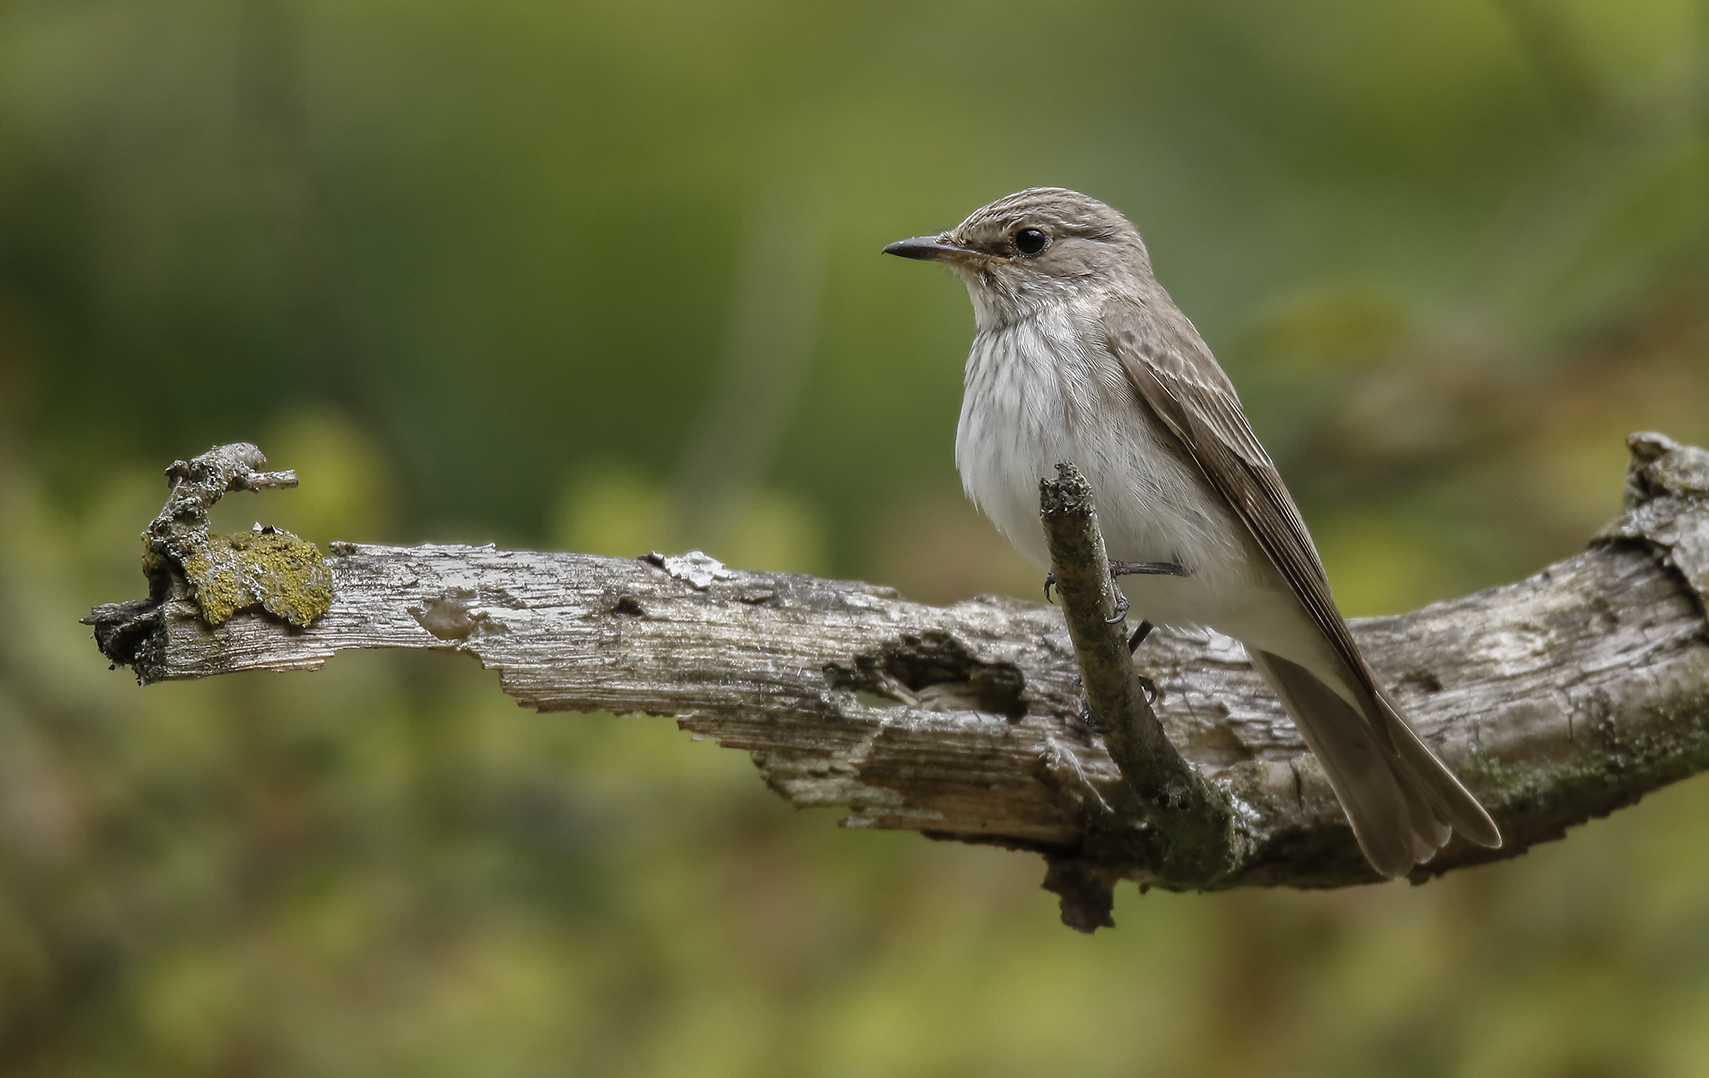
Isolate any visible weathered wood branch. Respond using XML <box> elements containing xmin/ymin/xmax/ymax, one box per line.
<box><xmin>84</xmin><ymin>434</ymin><xmax>1709</xmax><ymax>930</ymax></box>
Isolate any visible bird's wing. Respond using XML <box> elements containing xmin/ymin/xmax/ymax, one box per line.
<box><xmin>1100</xmin><ymin>295</ymin><xmax>1500</xmax><ymax>852</ymax></box>
<box><xmin>1099</xmin><ymin>296</ymin><xmax>1373</xmax><ymax>698</ymax></box>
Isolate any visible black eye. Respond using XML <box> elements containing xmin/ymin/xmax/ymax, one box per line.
<box><xmin>1013</xmin><ymin>228</ymin><xmax>1048</xmax><ymax>255</ymax></box>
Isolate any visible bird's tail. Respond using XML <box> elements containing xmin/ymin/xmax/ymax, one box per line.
<box><xmin>1249</xmin><ymin>651</ymin><xmax>1500</xmax><ymax>879</ymax></box>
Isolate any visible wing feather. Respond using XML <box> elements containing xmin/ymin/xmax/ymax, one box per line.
<box><xmin>1101</xmin><ymin>300</ymin><xmax>1370</xmax><ymax>701</ymax></box>
<box><xmin>1102</xmin><ymin>296</ymin><xmax>1501</xmax><ymax>851</ymax></box>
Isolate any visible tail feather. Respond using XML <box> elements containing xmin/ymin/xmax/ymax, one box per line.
<box><xmin>1251</xmin><ymin>651</ymin><xmax>1498</xmax><ymax>879</ymax></box>
<box><xmin>1373</xmin><ymin>685</ymin><xmax>1502</xmax><ymax>849</ymax></box>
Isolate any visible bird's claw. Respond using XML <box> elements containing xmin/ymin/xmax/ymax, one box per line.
<box><xmin>1104</xmin><ymin>586</ymin><xmax>1129</xmax><ymax>624</ymax></box>
<box><xmin>1078</xmin><ymin>698</ymin><xmax>1104</xmax><ymax>733</ymax></box>
<box><xmin>1048</xmin><ymin>564</ymin><xmax>1182</xmax><ymax>621</ymax></box>
<box><xmin>1101</xmin><ymin>564</ymin><xmax>1182</xmax><ymax>623</ymax></box>
<box><xmin>1079</xmin><ymin>678</ymin><xmax>1158</xmax><ymax>732</ymax></box>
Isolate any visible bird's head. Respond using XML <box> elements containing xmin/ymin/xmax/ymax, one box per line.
<box><xmin>883</xmin><ymin>187</ymin><xmax>1151</xmax><ymax>328</ymax></box>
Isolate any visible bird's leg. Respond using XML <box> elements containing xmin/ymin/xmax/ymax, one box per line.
<box><xmin>1109</xmin><ymin>560</ymin><xmax>1187</xmax><ymax>579</ymax></box>
<box><xmin>1127</xmin><ymin>619</ymin><xmax>1158</xmax><ymax>704</ymax></box>
<box><xmin>1106</xmin><ymin>560</ymin><xmax>1184</xmax><ymax>666</ymax></box>
<box><xmin>1046</xmin><ymin>561</ymin><xmax>1184</xmax><ymax>608</ymax></box>
<box><xmin>1078</xmin><ymin>696</ymin><xmax>1102</xmax><ymax>733</ymax></box>
<box><xmin>1127</xmin><ymin>619</ymin><xmax>1155</xmax><ymax>654</ymax></box>
<box><xmin>1056</xmin><ymin>571</ymin><xmax>1175</xmax><ymax>718</ymax></box>
<box><xmin>1101</xmin><ymin>561</ymin><xmax>1184</xmax><ymax>624</ymax></box>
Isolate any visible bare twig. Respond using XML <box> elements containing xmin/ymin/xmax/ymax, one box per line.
<box><xmin>1039</xmin><ymin>463</ymin><xmax>1247</xmax><ymax>905</ymax></box>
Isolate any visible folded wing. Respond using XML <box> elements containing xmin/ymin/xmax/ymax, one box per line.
<box><xmin>1101</xmin><ymin>297</ymin><xmax>1500</xmax><ymax>873</ymax></box>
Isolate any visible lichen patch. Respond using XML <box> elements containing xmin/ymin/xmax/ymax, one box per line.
<box><xmin>182</xmin><ymin>529</ymin><xmax>334</xmax><ymax>627</ymax></box>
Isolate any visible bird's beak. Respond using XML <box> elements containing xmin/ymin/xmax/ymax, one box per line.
<box><xmin>882</xmin><ymin>234</ymin><xmax>987</xmax><ymax>264</ymax></box>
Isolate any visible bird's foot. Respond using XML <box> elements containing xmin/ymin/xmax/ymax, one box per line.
<box><xmin>1130</xmin><ymin>621</ymin><xmax>1161</xmax><ymax>704</ymax></box>
<box><xmin>1079</xmin><ymin>677</ymin><xmax>1157</xmax><ymax>730</ymax></box>
<box><xmin>1078</xmin><ymin>697</ymin><xmax>1104</xmax><ymax>733</ymax></box>
<box><xmin>1105</xmin><ymin>586</ymin><xmax>1129</xmax><ymax>624</ymax></box>
<box><xmin>1048</xmin><ymin>565</ymin><xmax>1184</xmax><ymax>624</ymax></box>
<box><xmin>1102</xmin><ymin>563</ymin><xmax>1183</xmax><ymax>623</ymax></box>
<box><xmin>1046</xmin><ymin>570</ymin><xmax>1132</xmax><ymax>623</ymax></box>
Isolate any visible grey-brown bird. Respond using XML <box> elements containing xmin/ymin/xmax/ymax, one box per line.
<box><xmin>884</xmin><ymin>187</ymin><xmax>1500</xmax><ymax>878</ymax></box>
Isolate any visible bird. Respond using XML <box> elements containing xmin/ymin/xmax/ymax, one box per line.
<box><xmin>883</xmin><ymin>187</ymin><xmax>1500</xmax><ymax>878</ymax></box>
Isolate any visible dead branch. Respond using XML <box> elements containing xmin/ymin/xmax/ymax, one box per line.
<box><xmin>83</xmin><ymin>433</ymin><xmax>1709</xmax><ymax>930</ymax></box>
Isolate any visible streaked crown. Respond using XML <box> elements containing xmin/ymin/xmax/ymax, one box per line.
<box><xmin>949</xmin><ymin>187</ymin><xmax>1139</xmax><ymax>248</ymax></box>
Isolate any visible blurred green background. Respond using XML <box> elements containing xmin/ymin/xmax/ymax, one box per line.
<box><xmin>2</xmin><ymin>0</ymin><xmax>1708</xmax><ymax>1073</ymax></box>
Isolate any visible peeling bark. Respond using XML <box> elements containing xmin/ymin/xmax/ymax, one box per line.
<box><xmin>83</xmin><ymin>433</ymin><xmax>1709</xmax><ymax>927</ymax></box>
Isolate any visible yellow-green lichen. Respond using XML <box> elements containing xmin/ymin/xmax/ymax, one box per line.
<box><xmin>181</xmin><ymin>529</ymin><xmax>334</xmax><ymax>627</ymax></box>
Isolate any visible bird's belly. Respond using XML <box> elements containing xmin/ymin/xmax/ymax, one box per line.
<box><xmin>956</xmin><ymin>320</ymin><xmax>1303</xmax><ymax>643</ymax></box>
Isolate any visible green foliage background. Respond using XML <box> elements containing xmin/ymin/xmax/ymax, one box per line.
<box><xmin>2</xmin><ymin>0</ymin><xmax>1708</xmax><ymax>1073</ymax></box>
